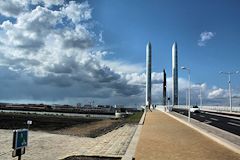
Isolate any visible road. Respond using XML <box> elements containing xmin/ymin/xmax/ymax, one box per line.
<box><xmin>172</xmin><ymin>108</ymin><xmax>240</xmax><ymax>136</ymax></box>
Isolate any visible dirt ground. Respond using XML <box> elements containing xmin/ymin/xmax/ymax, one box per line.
<box><xmin>52</xmin><ymin>119</ymin><xmax>122</xmax><ymax>137</ymax></box>
<box><xmin>0</xmin><ymin>112</ymin><xmax>119</xmax><ymax>137</ymax></box>
<box><xmin>0</xmin><ymin>111</ymin><xmax>142</xmax><ymax>138</ymax></box>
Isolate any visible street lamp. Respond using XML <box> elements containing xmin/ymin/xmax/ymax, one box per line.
<box><xmin>219</xmin><ymin>71</ymin><xmax>239</xmax><ymax>112</ymax></box>
<box><xmin>196</xmin><ymin>83</ymin><xmax>203</xmax><ymax>108</ymax></box>
<box><xmin>181</xmin><ymin>66</ymin><xmax>191</xmax><ymax>122</ymax></box>
<box><xmin>199</xmin><ymin>85</ymin><xmax>203</xmax><ymax>108</ymax></box>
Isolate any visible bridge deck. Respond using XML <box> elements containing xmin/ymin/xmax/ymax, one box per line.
<box><xmin>135</xmin><ymin>110</ymin><xmax>240</xmax><ymax>160</ymax></box>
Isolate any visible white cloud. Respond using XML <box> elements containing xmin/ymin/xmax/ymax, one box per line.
<box><xmin>208</xmin><ymin>87</ymin><xmax>227</xmax><ymax>99</ymax></box>
<box><xmin>0</xmin><ymin>0</ymin><xmax>29</xmax><ymax>17</ymax></box>
<box><xmin>99</xmin><ymin>31</ymin><xmax>104</xmax><ymax>43</ymax></box>
<box><xmin>31</xmin><ymin>0</ymin><xmax>64</xmax><ymax>7</ymax></box>
<box><xmin>198</xmin><ymin>31</ymin><xmax>215</xmax><ymax>46</ymax></box>
<box><xmin>102</xmin><ymin>60</ymin><xmax>145</xmax><ymax>74</ymax></box>
<box><xmin>0</xmin><ymin>0</ymin><xmax>143</xmax><ymax>105</ymax></box>
<box><xmin>62</xmin><ymin>1</ymin><xmax>92</xmax><ymax>23</ymax></box>
<box><xmin>0</xmin><ymin>0</ymin><xmax>65</xmax><ymax>18</ymax></box>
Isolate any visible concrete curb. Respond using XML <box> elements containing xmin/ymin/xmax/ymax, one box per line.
<box><xmin>121</xmin><ymin>111</ymin><xmax>146</xmax><ymax>160</ymax></box>
<box><xmin>139</xmin><ymin>111</ymin><xmax>146</xmax><ymax>125</ymax></box>
<box><xmin>162</xmin><ymin>111</ymin><xmax>240</xmax><ymax>155</ymax></box>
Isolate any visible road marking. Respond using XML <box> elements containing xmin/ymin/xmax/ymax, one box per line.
<box><xmin>210</xmin><ymin>118</ymin><xmax>218</xmax><ymax>121</ymax></box>
<box><xmin>230</xmin><ymin>119</ymin><xmax>240</xmax><ymax>124</ymax></box>
<box><xmin>228</xmin><ymin>122</ymin><xmax>240</xmax><ymax>127</ymax></box>
<box><xmin>204</xmin><ymin>120</ymin><xmax>211</xmax><ymax>124</ymax></box>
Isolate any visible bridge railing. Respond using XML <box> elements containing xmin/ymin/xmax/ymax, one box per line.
<box><xmin>200</xmin><ymin>106</ymin><xmax>240</xmax><ymax>113</ymax></box>
<box><xmin>172</xmin><ymin>105</ymin><xmax>240</xmax><ymax>113</ymax></box>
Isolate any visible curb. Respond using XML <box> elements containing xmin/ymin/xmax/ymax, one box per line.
<box><xmin>163</xmin><ymin>111</ymin><xmax>240</xmax><ymax>155</ymax></box>
<box><xmin>121</xmin><ymin>111</ymin><xmax>146</xmax><ymax>160</ymax></box>
<box><xmin>139</xmin><ymin>111</ymin><xmax>146</xmax><ymax>125</ymax></box>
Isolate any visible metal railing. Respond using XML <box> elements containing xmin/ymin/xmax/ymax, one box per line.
<box><xmin>172</xmin><ymin>105</ymin><xmax>240</xmax><ymax>113</ymax></box>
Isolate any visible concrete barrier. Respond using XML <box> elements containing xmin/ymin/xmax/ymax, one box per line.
<box><xmin>172</xmin><ymin>105</ymin><xmax>240</xmax><ymax>113</ymax></box>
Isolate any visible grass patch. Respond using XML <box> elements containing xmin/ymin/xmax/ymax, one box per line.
<box><xmin>125</xmin><ymin>111</ymin><xmax>143</xmax><ymax>124</ymax></box>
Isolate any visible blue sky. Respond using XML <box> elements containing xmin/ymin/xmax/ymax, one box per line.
<box><xmin>0</xmin><ymin>0</ymin><xmax>240</xmax><ymax>106</ymax></box>
<box><xmin>90</xmin><ymin>0</ymin><xmax>240</xmax><ymax>86</ymax></box>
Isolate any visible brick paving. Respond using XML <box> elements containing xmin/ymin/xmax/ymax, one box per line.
<box><xmin>0</xmin><ymin>124</ymin><xmax>137</xmax><ymax>160</ymax></box>
<box><xmin>85</xmin><ymin>124</ymin><xmax>137</xmax><ymax>156</ymax></box>
<box><xmin>135</xmin><ymin>111</ymin><xmax>240</xmax><ymax>160</ymax></box>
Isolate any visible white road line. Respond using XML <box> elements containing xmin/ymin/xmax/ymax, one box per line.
<box><xmin>204</xmin><ymin>120</ymin><xmax>212</xmax><ymax>124</ymax></box>
<box><xmin>230</xmin><ymin>119</ymin><xmax>240</xmax><ymax>124</ymax></box>
<box><xmin>210</xmin><ymin>118</ymin><xmax>218</xmax><ymax>121</ymax></box>
<box><xmin>228</xmin><ymin>122</ymin><xmax>240</xmax><ymax>127</ymax></box>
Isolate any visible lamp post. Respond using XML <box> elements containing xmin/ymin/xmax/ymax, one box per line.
<box><xmin>219</xmin><ymin>71</ymin><xmax>239</xmax><ymax>112</ymax></box>
<box><xmin>196</xmin><ymin>83</ymin><xmax>203</xmax><ymax>108</ymax></box>
<box><xmin>186</xmin><ymin>90</ymin><xmax>188</xmax><ymax>108</ymax></box>
<box><xmin>199</xmin><ymin>85</ymin><xmax>202</xmax><ymax>108</ymax></box>
<box><xmin>181</xmin><ymin>66</ymin><xmax>191</xmax><ymax>122</ymax></box>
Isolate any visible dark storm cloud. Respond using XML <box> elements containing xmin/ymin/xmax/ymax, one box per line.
<box><xmin>16</xmin><ymin>41</ymin><xmax>44</xmax><ymax>50</ymax></box>
<box><xmin>35</xmin><ymin>59</ymin><xmax>142</xmax><ymax>97</ymax></box>
<box><xmin>91</xmin><ymin>66</ymin><xmax>120</xmax><ymax>82</ymax></box>
<box><xmin>47</xmin><ymin>64</ymin><xmax>73</xmax><ymax>74</ymax></box>
<box><xmin>0</xmin><ymin>55</ymin><xmax>41</xmax><ymax>68</ymax></box>
<box><xmin>111</xmin><ymin>82</ymin><xmax>141</xmax><ymax>96</ymax></box>
<box><xmin>63</xmin><ymin>38</ymin><xmax>93</xmax><ymax>49</ymax></box>
<box><xmin>34</xmin><ymin>74</ymin><xmax>73</xmax><ymax>87</ymax></box>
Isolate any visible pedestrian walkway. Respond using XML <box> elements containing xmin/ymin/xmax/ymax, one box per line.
<box><xmin>0</xmin><ymin>124</ymin><xmax>137</xmax><ymax>160</ymax></box>
<box><xmin>135</xmin><ymin>111</ymin><xmax>240</xmax><ymax>160</ymax></box>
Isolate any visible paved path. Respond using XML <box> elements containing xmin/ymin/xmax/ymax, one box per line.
<box><xmin>0</xmin><ymin>124</ymin><xmax>137</xmax><ymax>160</ymax></box>
<box><xmin>135</xmin><ymin>111</ymin><xmax>240</xmax><ymax>160</ymax></box>
<box><xmin>171</xmin><ymin>111</ymin><xmax>240</xmax><ymax>147</ymax></box>
<box><xmin>173</xmin><ymin>108</ymin><xmax>240</xmax><ymax>136</ymax></box>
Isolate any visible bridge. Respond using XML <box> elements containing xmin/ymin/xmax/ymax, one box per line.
<box><xmin>123</xmin><ymin>106</ymin><xmax>240</xmax><ymax>160</ymax></box>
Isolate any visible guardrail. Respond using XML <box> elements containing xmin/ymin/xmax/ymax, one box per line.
<box><xmin>172</xmin><ymin>105</ymin><xmax>240</xmax><ymax>113</ymax></box>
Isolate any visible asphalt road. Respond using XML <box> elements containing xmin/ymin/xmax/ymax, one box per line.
<box><xmin>172</xmin><ymin>108</ymin><xmax>240</xmax><ymax>136</ymax></box>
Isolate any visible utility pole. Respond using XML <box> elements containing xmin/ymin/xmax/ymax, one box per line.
<box><xmin>220</xmin><ymin>71</ymin><xmax>239</xmax><ymax>112</ymax></box>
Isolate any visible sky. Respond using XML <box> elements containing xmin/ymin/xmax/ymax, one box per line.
<box><xmin>0</xmin><ymin>0</ymin><xmax>240</xmax><ymax>106</ymax></box>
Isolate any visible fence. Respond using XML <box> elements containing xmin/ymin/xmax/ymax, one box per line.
<box><xmin>172</xmin><ymin>105</ymin><xmax>240</xmax><ymax>113</ymax></box>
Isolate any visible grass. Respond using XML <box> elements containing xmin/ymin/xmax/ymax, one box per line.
<box><xmin>125</xmin><ymin>111</ymin><xmax>143</xmax><ymax>124</ymax></box>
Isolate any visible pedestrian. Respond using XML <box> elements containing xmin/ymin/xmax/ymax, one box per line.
<box><xmin>148</xmin><ymin>104</ymin><xmax>152</xmax><ymax>112</ymax></box>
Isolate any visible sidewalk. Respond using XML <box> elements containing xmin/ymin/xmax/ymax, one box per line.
<box><xmin>135</xmin><ymin>111</ymin><xmax>240</xmax><ymax>160</ymax></box>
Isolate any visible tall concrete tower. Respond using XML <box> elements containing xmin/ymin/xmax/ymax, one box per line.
<box><xmin>163</xmin><ymin>69</ymin><xmax>167</xmax><ymax>105</ymax></box>
<box><xmin>172</xmin><ymin>42</ymin><xmax>178</xmax><ymax>105</ymax></box>
<box><xmin>146</xmin><ymin>42</ymin><xmax>152</xmax><ymax>107</ymax></box>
